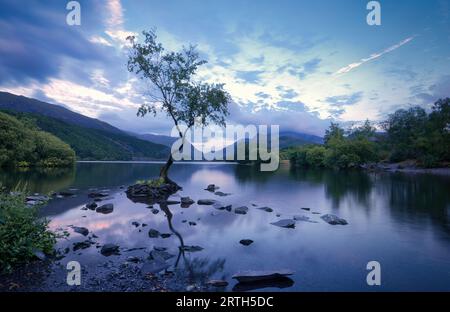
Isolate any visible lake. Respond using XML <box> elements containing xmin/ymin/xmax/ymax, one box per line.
<box><xmin>1</xmin><ymin>162</ymin><xmax>449</xmax><ymax>291</ymax></box>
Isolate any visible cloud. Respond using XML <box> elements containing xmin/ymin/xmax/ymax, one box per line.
<box><xmin>324</xmin><ymin>92</ymin><xmax>364</xmax><ymax>106</ymax></box>
<box><xmin>335</xmin><ymin>36</ymin><xmax>415</xmax><ymax>75</ymax></box>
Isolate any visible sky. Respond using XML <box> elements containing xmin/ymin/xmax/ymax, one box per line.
<box><xmin>0</xmin><ymin>0</ymin><xmax>449</xmax><ymax>136</ymax></box>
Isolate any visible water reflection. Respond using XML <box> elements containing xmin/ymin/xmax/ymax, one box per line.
<box><xmin>1</xmin><ymin>162</ymin><xmax>449</xmax><ymax>291</ymax></box>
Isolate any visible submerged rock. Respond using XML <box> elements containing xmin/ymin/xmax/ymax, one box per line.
<box><xmin>239</xmin><ymin>239</ymin><xmax>254</xmax><ymax>246</ymax></box>
<box><xmin>270</xmin><ymin>219</ymin><xmax>295</xmax><ymax>228</ymax></box>
<box><xmin>73</xmin><ymin>240</ymin><xmax>94</xmax><ymax>251</ymax></box>
<box><xmin>131</xmin><ymin>221</ymin><xmax>140</xmax><ymax>227</ymax></box>
<box><xmin>207</xmin><ymin>280</ymin><xmax>228</xmax><ymax>287</ymax></box>
<box><xmin>293</xmin><ymin>215</ymin><xmax>318</xmax><ymax>223</ymax></box>
<box><xmin>141</xmin><ymin>259</ymin><xmax>170</xmax><ymax>274</ymax></box>
<box><xmin>148</xmin><ymin>228</ymin><xmax>160</xmax><ymax>238</ymax></box>
<box><xmin>214</xmin><ymin>191</ymin><xmax>230</xmax><ymax>197</ymax></box>
<box><xmin>205</xmin><ymin>184</ymin><xmax>219</xmax><ymax>192</ymax></box>
<box><xmin>232</xmin><ymin>270</ymin><xmax>294</xmax><ymax>283</ymax></box>
<box><xmin>72</xmin><ymin>226</ymin><xmax>89</xmax><ymax>236</ymax></box>
<box><xmin>180</xmin><ymin>245</ymin><xmax>204</xmax><ymax>252</ymax></box>
<box><xmin>234</xmin><ymin>206</ymin><xmax>249</xmax><ymax>215</ymax></box>
<box><xmin>197</xmin><ymin>199</ymin><xmax>216</xmax><ymax>205</ymax></box>
<box><xmin>100</xmin><ymin>243</ymin><xmax>120</xmax><ymax>256</ymax></box>
<box><xmin>181</xmin><ymin>197</ymin><xmax>195</xmax><ymax>208</ymax></box>
<box><xmin>257</xmin><ymin>206</ymin><xmax>273</xmax><ymax>212</ymax></box>
<box><xmin>160</xmin><ymin>233</ymin><xmax>172</xmax><ymax>238</ymax></box>
<box><xmin>126</xmin><ymin>183</ymin><xmax>181</xmax><ymax>203</ymax></box>
<box><xmin>88</xmin><ymin>191</ymin><xmax>109</xmax><ymax>198</ymax></box>
<box><xmin>301</xmin><ymin>207</ymin><xmax>311</xmax><ymax>211</ymax></box>
<box><xmin>59</xmin><ymin>191</ymin><xmax>76</xmax><ymax>197</ymax></box>
<box><xmin>321</xmin><ymin>214</ymin><xmax>348</xmax><ymax>225</ymax></box>
<box><xmin>151</xmin><ymin>208</ymin><xmax>159</xmax><ymax>214</ymax></box>
<box><xmin>213</xmin><ymin>202</ymin><xmax>232</xmax><ymax>211</ymax></box>
<box><xmin>96</xmin><ymin>203</ymin><xmax>114</xmax><ymax>214</ymax></box>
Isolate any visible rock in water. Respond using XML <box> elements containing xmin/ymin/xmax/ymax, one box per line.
<box><xmin>148</xmin><ymin>228</ymin><xmax>160</xmax><ymax>238</ymax></box>
<box><xmin>213</xmin><ymin>202</ymin><xmax>232</xmax><ymax>211</ymax></box>
<box><xmin>96</xmin><ymin>203</ymin><xmax>114</xmax><ymax>214</ymax></box>
<box><xmin>197</xmin><ymin>199</ymin><xmax>216</xmax><ymax>205</ymax></box>
<box><xmin>214</xmin><ymin>191</ymin><xmax>230</xmax><ymax>197</ymax></box>
<box><xmin>72</xmin><ymin>226</ymin><xmax>89</xmax><ymax>236</ymax></box>
<box><xmin>234</xmin><ymin>206</ymin><xmax>249</xmax><ymax>215</ymax></box>
<box><xmin>131</xmin><ymin>221</ymin><xmax>140</xmax><ymax>227</ymax></box>
<box><xmin>73</xmin><ymin>240</ymin><xmax>94</xmax><ymax>251</ymax></box>
<box><xmin>321</xmin><ymin>214</ymin><xmax>348</xmax><ymax>225</ymax></box>
<box><xmin>207</xmin><ymin>280</ymin><xmax>228</xmax><ymax>287</ymax></box>
<box><xmin>100</xmin><ymin>243</ymin><xmax>120</xmax><ymax>256</ymax></box>
<box><xmin>293</xmin><ymin>215</ymin><xmax>318</xmax><ymax>223</ymax></box>
<box><xmin>239</xmin><ymin>239</ymin><xmax>254</xmax><ymax>246</ymax></box>
<box><xmin>232</xmin><ymin>270</ymin><xmax>294</xmax><ymax>283</ymax></box>
<box><xmin>86</xmin><ymin>202</ymin><xmax>98</xmax><ymax>210</ymax></box>
<box><xmin>301</xmin><ymin>207</ymin><xmax>311</xmax><ymax>211</ymax></box>
<box><xmin>88</xmin><ymin>191</ymin><xmax>109</xmax><ymax>198</ymax></box>
<box><xmin>180</xmin><ymin>245</ymin><xmax>204</xmax><ymax>252</ymax></box>
<box><xmin>180</xmin><ymin>197</ymin><xmax>195</xmax><ymax>207</ymax></box>
<box><xmin>32</xmin><ymin>249</ymin><xmax>46</xmax><ymax>261</ymax></box>
<box><xmin>270</xmin><ymin>219</ymin><xmax>295</xmax><ymax>228</ymax></box>
<box><xmin>257</xmin><ymin>206</ymin><xmax>273</xmax><ymax>212</ymax></box>
<box><xmin>205</xmin><ymin>184</ymin><xmax>219</xmax><ymax>192</ymax></box>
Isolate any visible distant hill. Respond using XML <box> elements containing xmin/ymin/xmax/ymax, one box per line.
<box><xmin>131</xmin><ymin>132</ymin><xmax>177</xmax><ymax>147</ymax></box>
<box><xmin>279</xmin><ymin>131</ymin><xmax>323</xmax><ymax>148</ymax></box>
<box><xmin>0</xmin><ymin>111</ymin><xmax>75</xmax><ymax>167</ymax></box>
<box><xmin>0</xmin><ymin>92</ymin><xmax>169</xmax><ymax>160</ymax></box>
<box><xmin>0</xmin><ymin>91</ymin><xmax>123</xmax><ymax>134</ymax></box>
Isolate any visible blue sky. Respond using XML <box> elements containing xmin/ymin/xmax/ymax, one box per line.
<box><xmin>0</xmin><ymin>0</ymin><xmax>449</xmax><ymax>135</ymax></box>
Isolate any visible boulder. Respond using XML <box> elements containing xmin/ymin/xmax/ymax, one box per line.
<box><xmin>148</xmin><ymin>228</ymin><xmax>160</xmax><ymax>238</ymax></box>
<box><xmin>96</xmin><ymin>203</ymin><xmax>114</xmax><ymax>214</ymax></box>
<box><xmin>100</xmin><ymin>243</ymin><xmax>120</xmax><ymax>256</ymax></box>
<box><xmin>180</xmin><ymin>245</ymin><xmax>204</xmax><ymax>252</ymax></box>
<box><xmin>234</xmin><ymin>206</ymin><xmax>249</xmax><ymax>215</ymax></box>
<box><xmin>205</xmin><ymin>184</ymin><xmax>219</xmax><ymax>192</ymax></box>
<box><xmin>257</xmin><ymin>206</ymin><xmax>273</xmax><ymax>212</ymax></box>
<box><xmin>321</xmin><ymin>214</ymin><xmax>348</xmax><ymax>225</ymax></box>
<box><xmin>271</xmin><ymin>219</ymin><xmax>295</xmax><ymax>228</ymax></box>
<box><xmin>72</xmin><ymin>226</ymin><xmax>89</xmax><ymax>236</ymax></box>
<box><xmin>239</xmin><ymin>239</ymin><xmax>254</xmax><ymax>246</ymax></box>
<box><xmin>214</xmin><ymin>191</ymin><xmax>230</xmax><ymax>197</ymax></box>
<box><xmin>232</xmin><ymin>270</ymin><xmax>294</xmax><ymax>283</ymax></box>
<box><xmin>207</xmin><ymin>280</ymin><xmax>228</xmax><ymax>287</ymax></box>
<box><xmin>181</xmin><ymin>197</ymin><xmax>195</xmax><ymax>205</ymax></box>
<box><xmin>73</xmin><ymin>240</ymin><xmax>94</xmax><ymax>251</ymax></box>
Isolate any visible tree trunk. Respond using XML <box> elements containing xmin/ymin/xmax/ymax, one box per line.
<box><xmin>159</xmin><ymin>153</ymin><xmax>174</xmax><ymax>183</ymax></box>
<box><xmin>159</xmin><ymin>134</ymin><xmax>184</xmax><ymax>185</ymax></box>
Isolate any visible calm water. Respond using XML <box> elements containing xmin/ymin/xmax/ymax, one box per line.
<box><xmin>1</xmin><ymin>162</ymin><xmax>450</xmax><ymax>291</ymax></box>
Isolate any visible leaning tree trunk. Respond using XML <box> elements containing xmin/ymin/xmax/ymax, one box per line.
<box><xmin>159</xmin><ymin>128</ymin><xmax>185</xmax><ymax>185</ymax></box>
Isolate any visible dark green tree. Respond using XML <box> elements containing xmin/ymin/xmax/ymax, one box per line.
<box><xmin>127</xmin><ymin>30</ymin><xmax>231</xmax><ymax>184</ymax></box>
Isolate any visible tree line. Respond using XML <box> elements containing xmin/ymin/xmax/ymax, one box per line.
<box><xmin>283</xmin><ymin>98</ymin><xmax>450</xmax><ymax>169</ymax></box>
<box><xmin>0</xmin><ymin>112</ymin><xmax>75</xmax><ymax>168</ymax></box>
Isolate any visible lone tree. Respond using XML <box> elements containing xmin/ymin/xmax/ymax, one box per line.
<box><xmin>127</xmin><ymin>30</ymin><xmax>231</xmax><ymax>184</ymax></box>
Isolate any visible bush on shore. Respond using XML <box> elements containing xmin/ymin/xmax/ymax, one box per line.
<box><xmin>0</xmin><ymin>191</ymin><xmax>56</xmax><ymax>274</ymax></box>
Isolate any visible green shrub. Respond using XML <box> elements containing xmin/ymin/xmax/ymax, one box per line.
<box><xmin>136</xmin><ymin>177</ymin><xmax>166</xmax><ymax>187</ymax></box>
<box><xmin>0</xmin><ymin>193</ymin><xmax>56</xmax><ymax>274</ymax></box>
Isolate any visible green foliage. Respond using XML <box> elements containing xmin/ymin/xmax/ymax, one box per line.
<box><xmin>3</xmin><ymin>111</ymin><xmax>169</xmax><ymax>161</ymax></box>
<box><xmin>136</xmin><ymin>177</ymin><xmax>165</xmax><ymax>187</ymax></box>
<box><xmin>0</xmin><ymin>192</ymin><xmax>56</xmax><ymax>274</ymax></box>
<box><xmin>382</xmin><ymin>99</ymin><xmax>450</xmax><ymax>165</ymax></box>
<box><xmin>0</xmin><ymin>112</ymin><xmax>75</xmax><ymax>168</ymax></box>
<box><xmin>286</xmin><ymin>98</ymin><xmax>450</xmax><ymax>169</ymax></box>
<box><xmin>127</xmin><ymin>30</ymin><xmax>231</xmax><ymax>129</ymax></box>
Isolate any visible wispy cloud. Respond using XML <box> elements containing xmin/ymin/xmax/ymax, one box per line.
<box><xmin>335</xmin><ymin>36</ymin><xmax>415</xmax><ymax>75</ymax></box>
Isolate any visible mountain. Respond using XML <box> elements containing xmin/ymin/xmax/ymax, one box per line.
<box><xmin>0</xmin><ymin>91</ymin><xmax>122</xmax><ymax>134</ymax></box>
<box><xmin>131</xmin><ymin>132</ymin><xmax>177</xmax><ymax>147</ymax></box>
<box><xmin>279</xmin><ymin>131</ymin><xmax>323</xmax><ymax>148</ymax></box>
<box><xmin>0</xmin><ymin>92</ymin><xmax>169</xmax><ymax>160</ymax></box>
